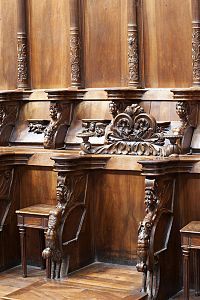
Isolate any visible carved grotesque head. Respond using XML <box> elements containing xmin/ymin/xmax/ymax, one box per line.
<box><xmin>176</xmin><ymin>102</ymin><xmax>189</xmax><ymax>120</ymax></box>
<box><xmin>49</xmin><ymin>103</ymin><xmax>59</xmax><ymax>120</ymax></box>
<box><xmin>144</xmin><ymin>188</ymin><xmax>157</xmax><ymax>212</ymax></box>
<box><xmin>109</xmin><ymin>101</ymin><xmax>118</xmax><ymax>117</ymax></box>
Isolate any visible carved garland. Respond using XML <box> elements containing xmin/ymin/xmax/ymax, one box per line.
<box><xmin>17</xmin><ymin>33</ymin><xmax>29</xmax><ymax>89</ymax></box>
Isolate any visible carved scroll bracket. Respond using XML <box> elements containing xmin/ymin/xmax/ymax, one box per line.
<box><xmin>44</xmin><ymin>89</ymin><xmax>86</xmax><ymax>149</ymax></box>
<box><xmin>136</xmin><ymin>158</ymin><xmax>196</xmax><ymax>298</ymax></box>
<box><xmin>42</xmin><ymin>155</ymin><xmax>109</xmax><ymax>279</ymax></box>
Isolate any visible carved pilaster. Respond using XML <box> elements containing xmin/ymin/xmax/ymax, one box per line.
<box><xmin>128</xmin><ymin>24</ymin><xmax>139</xmax><ymax>87</ymax></box>
<box><xmin>17</xmin><ymin>0</ymin><xmax>29</xmax><ymax>89</ymax></box>
<box><xmin>70</xmin><ymin>27</ymin><xmax>82</xmax><ymax>87</ymax></box>
<box><xmin>17</xmin><ymin>33</ymin><xmax>29</xmax><ymax>89</ymax></box>
<box><xmin>69</xmin><ymin>0</ymin><xmax>82</xmax><ymax>88</ymax></box>
<box><xmin>127</xmin><ymin>0</ymin><xmax>140</xmax><ymax>87</ymax></box>
<box><xmin>192</xmin><ymin>0</ymin><xmax>200</xmax><ymax>86</ymax></box>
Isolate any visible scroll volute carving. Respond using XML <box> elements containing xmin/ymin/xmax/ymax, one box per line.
<box><xmin>136</xmin><ymin>175</ymin><xmax>176</xmax><ymax>299</ymax></box>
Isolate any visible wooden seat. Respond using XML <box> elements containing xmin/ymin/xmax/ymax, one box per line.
<box><xmin>16</xmin><ymin>204</ymin><xmax>55</xmax><ymax>278</ymax></box>
<box><xmin>180</xmin><ymin>221</ymin><xmax>200</xmax><ymax>300</ymax></box>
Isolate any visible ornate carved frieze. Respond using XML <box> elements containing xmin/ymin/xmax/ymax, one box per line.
<box><xmin>28</xmin><ymin>119</ymin><xmax>50</xmax><ymax>134</ymax></box>
<box><xmin>81</xmin><ymin>119</ymin><xmax>111</xmax><ymax>138</ymax></box>
<box><xmin>77</xmin><ymin>103</ymin><xmax>182</xmax><ymax>157</ymax></box>
<box><xmin>17</xmin><ymin>33</ymin><xmax>29</xmax><ymax>89</ymax></box>
<box><xmin>128</xmin><ymin>24</ymin><xmax>139</xmax><ymax>87</ymax></box>
<box><xmin>70</xmin><ymin>27</ymin><xmax>82</xmax><ymax>87</ymax></box>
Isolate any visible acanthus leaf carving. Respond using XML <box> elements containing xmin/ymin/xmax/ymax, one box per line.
<box><xmin>77</xmin><ymin>103</ymin><xmax>182</xmax><ymax>157</ymax></box>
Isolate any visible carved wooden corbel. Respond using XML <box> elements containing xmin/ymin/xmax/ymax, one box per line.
<box><xmin>42</xmin><ymin>155</ymin><xmax>109</xmax><ymax>279</ymax></box>
<box><xmin>136</xmin><ymin>158</ymin><xmax>196</xmax><ymax>299</ymax></box>
<box><xmin>44</xmin><ymin>90</ymin><xmax>86</xmax><ymax>149</ymax></box>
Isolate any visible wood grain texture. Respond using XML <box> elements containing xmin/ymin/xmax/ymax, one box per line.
<box><xmin>91</xmin><ymin>171</ymin><xmax>145</xmax><ymax>264</ymax></box>
<box><xmin>0</xmin><ymin>0</ymin><xmax>18</xmax><ymax>89</ymax></box>
<box><xmin>83</xmin><ymin>0</ymin><xmax>128</xmax><ymax>87</ymax></box>
<box><xmin>1</xmin><ymin>263</ymin><xmax>147</xmax><ymax>300</ymax></box>
<box><xmin>142</xmin><ymin>0</ymin><xmax>192</xmax><ymax>88</ymax></box>
<box><xmin>28</xmin><ymin>0</ymin><xmax>71</xmax><ymax>88</ymax></box>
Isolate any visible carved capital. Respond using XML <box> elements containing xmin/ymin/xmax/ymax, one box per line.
<box><xmin>17</xmin><ymin>32</ymin><xmax>29</xmax><ymax>89</ymax></box>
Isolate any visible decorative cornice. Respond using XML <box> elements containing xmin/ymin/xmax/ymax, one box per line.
<box><xmin>17</xmin><ymin>32</ymin><xmax>29</xmax><ymax>89</ymax></box>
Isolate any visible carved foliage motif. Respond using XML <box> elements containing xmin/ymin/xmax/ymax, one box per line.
<box><xmin>81</xmin><ymin>120</ymin><xmax>110</xmax><ymax>138</ymax></box>
<box><xmin>128</xmin><ymin>25</ymin><xmax>139</xmax><ymax>85</ymax></box>
<box><xmin>78</xmin><ymin>103</ymin><xmax>181</xmax><ymax>157</ymax></box>
<box><xmin>192</xmin><ymin>25</ymin><xmax>200</xmax><ymax>83</ymax></box>
<box><xmin>17</xmin><ymin>33</ymin><xmax>29</xmax><ymax>87</ymax></box>
<box><xmin>43</xmin><ymin>172</ymin><xmax>87</xmax><ymax>279</ymax></box>
<box><xmin>28</xmin><ymin>120</ymin><xmax>49</xmax><ymax>134</ymax></box>
<box><xmin>70</xmin><ymin>27</ymin><xmax>81</xmax><ymax>86</ymax></box>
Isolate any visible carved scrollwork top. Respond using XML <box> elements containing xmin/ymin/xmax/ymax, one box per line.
<box><xmin>77</xmin><ymin>102</ymin><xmax>183</xmax><ymax>157</ymax></box>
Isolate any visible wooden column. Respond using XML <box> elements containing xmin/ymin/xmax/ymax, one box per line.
<box><xmin>17</xmin><ymin>0</ymin><xmax>30</xmax><ymax>89</ymax></box>
<box><xmin>69</xmin><ymin>0</ymin><xmax>83</xmax><ymax>88</ymax></box>
<box><xmin>127</xmin><ymin>0</ymin><xmax>140</xmax><ymax>87</ymax></box>
<box><xmin>192</xmin><ymin>0</ymin><xmax>200</xmax><ymax>86</ymax></box>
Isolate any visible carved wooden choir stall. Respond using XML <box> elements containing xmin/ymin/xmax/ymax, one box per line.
<box><xmin>0</xmin><ymin>1</ymin><xmax>200</xmax><ymax>300</ymax></box>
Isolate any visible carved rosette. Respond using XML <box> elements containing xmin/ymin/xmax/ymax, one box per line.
<box><xmin>128</xmin><ymin>24</ymin><xmax>139</xmax><ymax>87</ymax></box>
<box><xmin>42</xmin><ymin>171</ymin><xmax>88</xmax><ymax>279</ymax></box>
<box><xmin>192</xmin><ymin>23</ymin><xmax>200</xmax><ymax>85</ymax></box>
<box><xmin>17</xmin><ymin>33</ymin><xmax>29</xmax><ymax>89</ymax></box>
<box><xmin>70</xmin><ymin>27</ymin><xmax>81</xmax><ymax>87</ymax></box>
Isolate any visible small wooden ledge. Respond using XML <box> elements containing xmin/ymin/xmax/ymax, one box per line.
<box><xmin>51</xmin><ymin>154</ymin><xmax>110</xmax><ymax>172</ymax></box>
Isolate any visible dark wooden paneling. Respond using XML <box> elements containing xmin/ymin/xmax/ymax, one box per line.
<box><xmin>92</xmin><ymin>171</ymin><xmax>145</xmax><ymax>264</ymax></box>
<box><xmin>0</xmin><ymin>0</ymin><xmax>17</xmax><ymax>89</ymax></box>
<box><xmin>83</xmin><ymin>0</ymin><xmax>128</xmax><ymax>88</ymax></box>
<box><xmin>28</xmin><ymin>0</ymin><xmax>71</xmax><ymax>88</ymax></box>
<box><xmin>142</xmin><ymin>0</ymin><xmax>192</xmax><ymax>88</ymax></box>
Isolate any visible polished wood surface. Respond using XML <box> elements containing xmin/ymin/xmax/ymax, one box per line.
<box><xmin>0</xmin><ymin>263</ymin><xmax>147</xmax><ymax>300</ymax></box>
